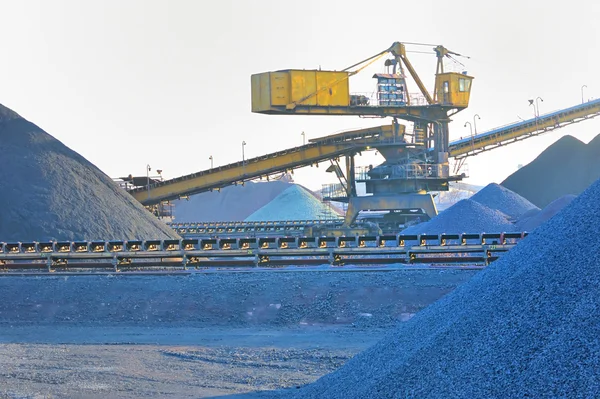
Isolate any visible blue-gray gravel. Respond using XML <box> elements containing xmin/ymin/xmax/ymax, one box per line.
<box><xmin>471</xmin><ymin>182</ymin><xmax>539</xmax><ymax>220</ymax></box>
<box><xmin>0</xmin><ymin>103</ymin><xmax>179</xmax><ymax>242</ymax></box>
<box><xmin>403</xmin><ymin>198</ymin><xmax>515</xmax><ymax>235</ymax></box>
<box><xmin>284</xmin><ymin>177</ymin><xmax>600</xmax><ymax>399</ymax></box>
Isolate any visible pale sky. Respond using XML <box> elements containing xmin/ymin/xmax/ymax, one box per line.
<box><xmin>1</xmin><ymin>0</ymin><xmax>598</xmax><ymax>192</ymax></box>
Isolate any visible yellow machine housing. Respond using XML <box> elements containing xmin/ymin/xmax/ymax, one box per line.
<box><xmin>251</xmin><ymin>70</ymin><xmax>350</xmax><ymax>113</ymax></box>
<box><xmin>434</xmin><ymin>72</ymin><xmax>474</xmax><ymax>107</ymax></box>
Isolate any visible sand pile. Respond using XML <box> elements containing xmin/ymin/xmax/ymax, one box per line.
<box><xmin>470</xmin><ymin>183</ymin><xmax>539</xmax><ymax>220</ymax></box>
<box><xmin>246</xmin><ymin>185</ymin><xmax>341</xmax><ymax>221</ymax></box>
<box><xmin>173</xmin><ymin>180</ymin><xmax>341</xmax><ymax>222</ymax></box>
<box><xmin>402</xmin><ymin>199</ymin><xmax>514</xmax><ymax>235</ymax></box>
<box><xmin>517</xmin><ymin>194</ymin><xmax>577</xmax><ymax>232</ymax></box>
<box><xmin>502</xmin><ymin>134</ymin><xmax>600</xmax><ymax>208</ymax></box>
<box><xmin>287</xmin><ymin>177</ymin><xmax>600</xmax><ymax>399</ymax></box>
<box><xmin>172</xmin><ymin>180</ymin><xmax>292</xmax><ymax>222</ymax></box>
<box><xmin>0</xmin><ymin>103</ymin><xmax>179</xmax><ymax>242</ymax></box>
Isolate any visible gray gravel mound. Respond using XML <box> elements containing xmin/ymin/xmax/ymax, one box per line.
<box><xmin>517</xmin><ymin>194</ymin><xmax>577</xmax><ymax>232</ymax></box>
<box><xmin>0</xmin><ymin>103</ymin><xmax>179</xmax><ymax>242</ymax></box>
<box><xmin>402</xmin><ymin>199</ymin><xmax>515</xmax><ymax>235</ymax></box>
<box><xmin>502</xmin><ymin>134</ymin><xmax>600</xmax><ymax>208</ymax></box>
<box><xmin>286</xmin><ymin>176</ymin><xmax>600</xmax><ymax>399</ymax></box>
<box><xmin>470</xmin><ymin>182</ymin><xmax>539</xmax><ymax>220</ymax></box>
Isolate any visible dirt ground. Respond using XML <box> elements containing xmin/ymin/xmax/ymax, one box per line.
<box><xmin>0</xmin><ymin>268</ymin><xmax>477</xmax><ymax>398</ymax></box>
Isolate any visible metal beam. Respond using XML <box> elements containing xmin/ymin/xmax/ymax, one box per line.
<box><xmin>130</xmin><ymin>125</ymin><xmax>394</xmax><ymax>205</ymax></box>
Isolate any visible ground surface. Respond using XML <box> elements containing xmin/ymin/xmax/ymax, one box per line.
<box><xmin>0</xmin><ymin>268</ymin><xmax>476</xmax><ymax>398</ymax></box>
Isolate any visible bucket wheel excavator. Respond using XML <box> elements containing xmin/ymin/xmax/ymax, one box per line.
<box><xmin>251</xmin><ymin>42</ymin><xmax>474</xmax><ymax>235</ymax></box>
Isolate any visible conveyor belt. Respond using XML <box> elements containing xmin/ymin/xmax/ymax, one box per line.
<box><xmin>0</xmin><ymin>232</ymin><xmax>527</xmax><ymax>272</ymax></box>
<box><xmin>449</xmin><ymin>98</ymin><xmax>600</xmax><ymax>159</ymax></box>
<box><xmin>130</xmin><ymin>100</ymin><xmax>600</xmax><ymax>207</ymax></box>
<box><xmin>129</xmin><ymin>125</ymin><xmax>394</xmax><ymax>205</ymax></box>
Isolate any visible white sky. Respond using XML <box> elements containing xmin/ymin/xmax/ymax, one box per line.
<box><xmin>1</xmin><ymin>0</ymin><xmax>598</xmax><ymax>191</ymax></box>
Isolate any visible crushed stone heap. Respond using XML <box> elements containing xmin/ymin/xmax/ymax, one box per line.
<box><xmin>502</xmin><ymin>134</ymin><xmax>600</xmax><ymax>208</ymax></box>
<box><xmin>470</xmin><ymin>182</ymin><xmax>539</xmax><ymax>220</ymax></box>
<box><xmin>517</xmin><ymin>194</ymin><xmax>577</xmax><ymax>232</ymax></box>
<box><xmin>0</xmin><ymin>103</ymin><xmax>179</xmax><ymax>242</ymax></box>
<box><xmin>289</xmin><ymin>177</ymin><xmax>600</xmax><ymax>399</ymax></box>
<box><xmin>402</xmin><ymin>198</ymin><xmax>515</xmax><ymax>235</ymax></box>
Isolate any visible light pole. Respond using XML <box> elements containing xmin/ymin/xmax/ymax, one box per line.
<box><xmin>242</xmin><ymin>141</ymin><xmax>246</xmax><ymax>164</ymax></box>
<box><xmin>209</xmin><ymin>155</ymin><xmax>213</xmax><ymax>169</ymax></box>
<box><xmin>528</xmin><ymin>99</ymin><xmax>538</xmax><ymax>118</ymax></box>
<box><xmin>464</xmin><ymin>121</ymin><xmax>474</xmax><ymax>152</ymax></box>
<box><xmin>473</xmin><ymin>114</ymin><xmax>481</xmax><ymax>135</ymax></box>
<box><xmin>582</xmin><ymin>85</ymin><xmax>588</xmax><ymax>104</ymax></box>
<box><xmin>146</xmin><ymin>164</ymin><xmax>152</xmax><ymax>200</ymax></box>
<box><xmin>535</xmin><ymin>97</ymin><xmax>543</xmax><ymax>117</ymax></box>
<box><xmin>301</xmin><ymin>131</ymin><xmax>306</xmax><ymax>146</ymax></box>
<box><xmin>464</xmin><ymin>121</ymin><xmax>473</xmax><ymax>136</ymax></box>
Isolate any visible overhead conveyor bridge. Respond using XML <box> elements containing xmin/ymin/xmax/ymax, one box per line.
<box><xmin>130</xmin><ymin>125</ymin><xmax>397</xmax><ymax>206</ymax></box>
<box><xmin>449</xmin><ymin>98</ymin><xmax>600</xmax><ymax>160</ymax></box>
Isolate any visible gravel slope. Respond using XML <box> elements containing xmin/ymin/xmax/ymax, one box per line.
<box><xmin>470</xmin><ymin>183</ymin><xmax>539</xmax><ymax>220</ymax></box>
<box><xmin>517</xmin><ymin>194</ymin><xmax>577</xmax><ymax>232</ymax></box>
<box><xmin>281</xmin><ymin>177</ymin><xmax>600</xmax><ymax>399</ymax></box>
<box><xmin>0</xmin><ymin>103</ymin><xmax>179</xmax><ymax>242</ymax></box>
<box><xmin>502</xmin><ymin>134</ymin><xmax>600</xmax><ymax>208</ymax></box>
<box><xmin>402</xmin><ymin>199</ymin><xmax>514</xmax><ymax>235</ymax></box>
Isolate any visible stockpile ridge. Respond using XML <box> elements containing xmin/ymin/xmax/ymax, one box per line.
<box><xmin>402</xmin><ymin>199</ymin><xmax>514</xmax><ymax>235</ymax></box>
<box><xmin>288</xmin><ymin>176</ymin><xmax>600</xmax><ymax>399</ymax></box>
<box><xmin>516</xmin><ymin>194</ymin><xmax>576</xmax><ymax>232</ymax></box>
<box><xmin>0</xmin><ymin>103</ymin><xmax>179</xmax><ymax>242</ymax></box>
<box><xmin>502</xmin><ymin>134</ymin><xmax>600</xmax><ymax>208</ymax></box>
<box><xmin>470</xmin><ymin>183</ymin><xmax>539</xmax><ymax>220</ymax></box>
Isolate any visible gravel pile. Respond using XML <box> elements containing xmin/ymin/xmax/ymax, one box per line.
<box><xmin>0</xmin><ymin>104</ymin><xmax>179</xmax><ymax>242</ymax></box>
<box><xmin>470</xmin><ymin>183</ymin><xmax>539</xmax><ymax>220</ymax></box>
<box><xmin>172</xmin><ymin>180</ymin><xmax>292</xmax><ymax>222</ymax></box>
<box><xmin>517</xmin><ymin>194</ymin><xmax>577</xmax><ymax>232</ymax></box>
<box><xmin>246</xmin><ymin>185</ymin><xmax>342</xmax><ymax>221</ymax></box>
<box><xmin>502</xmin><ymin>134</ymin><xmax>600</xmax><ymax>208</ymax></box>
<box><xmin>286</xmin><ymin>176</ymin><xmax>600</xmax><ymax>399</ymax></box>
<box><xmin>402</xmin><ymin>199</ymin><xmax>515</xmax><ymax>235</ymax></box>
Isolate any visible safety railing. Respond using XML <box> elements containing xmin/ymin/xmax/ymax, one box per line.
<box><xmin>321</xmin><ymin>183</ymin><xmax>348</xmax><ymax>200</ymax></box>
<box><xmin>349</xmin><ymin>92</ymin><xmax>431</xmax><ymax>107</ymax></box>
<box><xmin>355</xmin><ymin>163</ymin><xmax>443</xmax><ymax>180</ymax></box>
